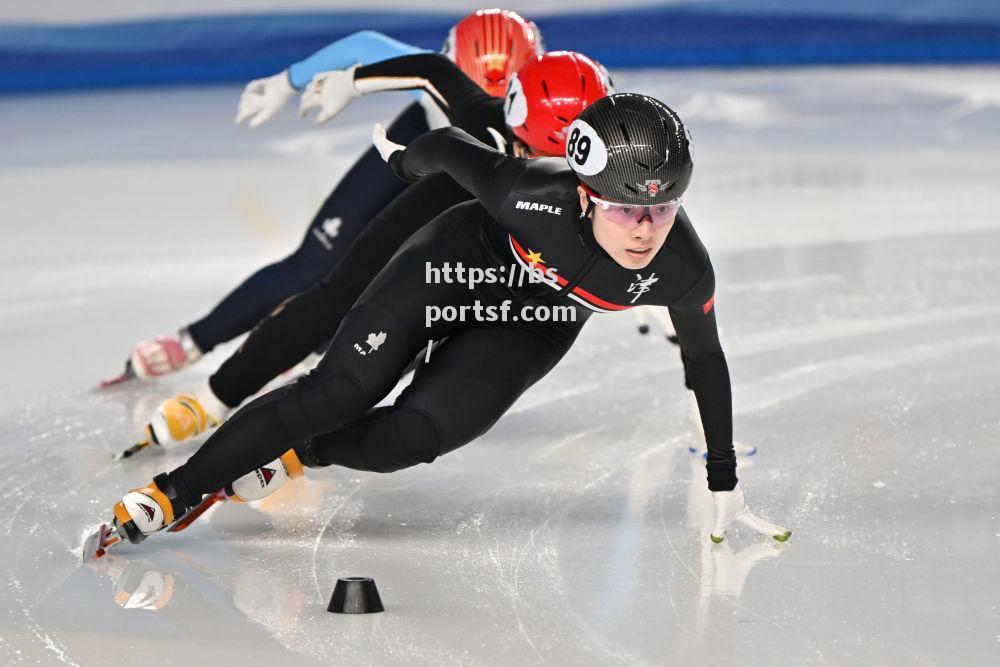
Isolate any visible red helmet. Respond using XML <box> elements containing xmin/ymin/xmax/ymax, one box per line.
<box><xmin>503</xmin><ymin>51</ymin><xmax>613</xmax><ymax>157</ymax></box>
<box><xmin>443</xmin><ymin>9</ymin><xmax>543</xmax><ymax>98</ymax></box>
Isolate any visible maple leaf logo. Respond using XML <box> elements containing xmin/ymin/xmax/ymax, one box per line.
<box><xmin>366</xmin><ymin>331</ymin><xmax>387</xmax><ymax>352</ymax></box>
<box><xmin>322</xmin><ymin>217</ymin><xmax>342</xmax><ymax>238</ymax></box>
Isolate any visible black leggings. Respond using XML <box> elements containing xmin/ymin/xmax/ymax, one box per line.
<box><xmin>207</xmin><ymin>173</ymin><xmax>472</xmax><ymax>408</ymax></box>
<box><xmin>169</xmin><ymin>202</ymin><xmax>586</xmax><ymax>503</ymax></box>
<box><xmin>185</xmin><ymin>102</ymin><xmax>429</xmax><ymax>353</ymax></box>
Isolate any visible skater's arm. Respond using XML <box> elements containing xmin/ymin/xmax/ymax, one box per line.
<box><xmin>303</xmin><ymin>53</ymin><xmax>498</xmax><ymax>130</ymax></box>
<box><xmin>289</xmin><ymin>31</ymin><xmax>427</xmax><ymax>89</ymax></box>
<box><xmin>387</xmin><ymin>126</ymin><xmax>523</xmax><ymax>218</ymax></box>
<box><xmin>353</xmin><ymin>53</ymin><xmax>492</xmax><ymax>122</ymax></box>
<box><xmin>668</xmin><ymin>262</ymin><xmax>737</xmax><ymax>491</ymax></box>
<box><xmin>239</xmin><ymin>32</ymin><xmax>427</xmax><ymax>128</ymax></box>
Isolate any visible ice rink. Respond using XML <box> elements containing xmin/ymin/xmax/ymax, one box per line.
<box><xmin>1</xmin><ymin>66</ymin><xmax>999</xmax><ymax>664</ymax></box>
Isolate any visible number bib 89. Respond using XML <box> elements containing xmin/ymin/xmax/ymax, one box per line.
<box><xmin>565</xmin><ymin>118</ymin><xmax>608</xmax><ymax>176</ymax></box>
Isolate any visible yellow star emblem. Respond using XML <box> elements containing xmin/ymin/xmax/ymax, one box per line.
<box><xmin>525</xmin><ymin>249</ymin><xmax>545</xmax><ymax>265</ymax></box>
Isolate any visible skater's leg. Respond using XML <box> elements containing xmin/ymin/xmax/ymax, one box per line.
<box><xmin>184</xmin><ymin>146</ymin><xmax>400</xmax><ymax>353</ymax></box>
<box><xmin>303</xmin><ymin>318</ymin><xmax>585</xmax><ymax>473</ymax></box>
<box><xmin>185</xmin><ymin>103</ymin><xmax>429</xmax><ymax>353</ymax></box>
<box><xmin>207</xmin><ymin>173</ymin><xmax>471</xmax><ymax>408</ymax></box>
<box><xmin>165</xmin><ymin>204</ymin><xmax>490</xmax><ymax>504</ymax></box>
<box><xmin>134</xmin><ymin>173</ymin><xmax>472</xmax><ymax>454</ymax></box>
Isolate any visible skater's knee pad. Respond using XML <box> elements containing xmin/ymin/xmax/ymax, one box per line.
<box><xmin>275</xmin><ymin>373</ymin><xmax>373</xmax><ymax>436</ymax></box>
<box><xmin>293</xmin><ymin>440</ymin><xmax>325</xmax><ymax>469</ymax></box>
<box><xmin>302</xmin><ymin>408</ymin><xmax>440</xmax><ymax>473</ymax></box>
<box><xmin>363</xmin><ymin>408</ymin><xmax>441</xmax><ymax>473</ymax></box>
<box><xmin>398</xmin><ymin>376</ymin><xmax>507</xmax><ymax>456</ymax></box>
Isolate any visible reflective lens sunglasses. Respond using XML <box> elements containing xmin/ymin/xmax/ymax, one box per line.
<box><xmin>586</xmin><ymin>191</ymin><xmax>681</xmax><ymax>229</ymax></box>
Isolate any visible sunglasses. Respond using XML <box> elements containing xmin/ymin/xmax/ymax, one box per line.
<box><xmin>587</xmin><ymin>192</ymin><xmax>681</xmax><ymax>229</ymax></box>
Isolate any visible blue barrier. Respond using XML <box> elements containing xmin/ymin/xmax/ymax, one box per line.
<box><xmin>2</xmin><ymin>6</ymin><xmax>999</xmax><ymax>94</ymax></box>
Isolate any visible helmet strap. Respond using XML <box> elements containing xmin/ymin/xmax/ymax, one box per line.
<box><xmin>576</xmin><ymin>200</ymin><xmax>595</xmax><ymax>246</ymax></box>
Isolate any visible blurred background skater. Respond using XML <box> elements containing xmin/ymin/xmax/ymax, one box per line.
<box><xmin>124</xmin><ymin>49</ymin><xmax>612</xmax><ymax>460</ymax></box>
<box><xmin>108</xmin><ymin>9</ymin><xmax>543</xmax><ymax>385</ymax></box>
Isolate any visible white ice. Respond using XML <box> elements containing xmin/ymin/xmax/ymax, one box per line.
<box><xmin>1</xmin><ymin>66</ymin><xmax>999</xmax><ymax>665</ymax></box>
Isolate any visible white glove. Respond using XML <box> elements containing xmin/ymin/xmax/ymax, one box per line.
<box><xmin>299</xmin><ymin>65</ymin><xmax>361</xmax><ymax>124</ymax></box>
<box><xmin>710</xmin><ymin>485</ymin><xmax>790</xmax><ymax>544</ymax></box>
<box><xmin>235</xmin><ymin>70</ymin><xmax>296</xmax><ymax>128</ymax></box>
<box><xmin>371</xmin><ymin>123</ymin><xmax>404</xmax><ymax>162</ymax></box>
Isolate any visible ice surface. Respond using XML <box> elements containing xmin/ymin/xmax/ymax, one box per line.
<box><xmin>1</xmin><ymin>67</ymin><xmax>999</xmax><ymax>665</ymax></box>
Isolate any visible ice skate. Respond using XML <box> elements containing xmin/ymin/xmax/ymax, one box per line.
<box><xmin>115</xmin><ymin>383</ymin><xmax>229</xmax><ymax>461</ymax></box>
<box><xmin>82</xmin><ymin>474</ymin><xmax>190</xmax><ymax>561</ymax></box>
<box><xmin>168</xmin><ymin>449</ymin><xmax>305</xmax><ymax>533</ymax></box>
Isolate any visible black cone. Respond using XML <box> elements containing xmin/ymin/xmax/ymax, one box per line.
<box><xmin>327</xmin><ymin>577</ymin><xmax>384</xmax><ymax>614</ymax></box>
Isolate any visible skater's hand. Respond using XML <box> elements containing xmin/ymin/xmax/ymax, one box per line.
<box><xmin>235</xmin><ymin>70</ymin><xmax>296</xmax><ymax>128</ymax></box>
<box><xmin>710</xmin><ymin>485</ymin><xmax>790</xmax><ymax>544</ymax></box>
<box><xmin>130</xmin><ymin>335</ymin><xmax>188</xmax><ymax>380</ymax></box>
<box><xmin>299</xmin><ymin>65</ymin><xmax>361</xmax><ymax>124</ymax></box>
<box><xmin>372</xmin><ymin>123</ymin><xmax>404</xmax><ymax>162</ymax></box>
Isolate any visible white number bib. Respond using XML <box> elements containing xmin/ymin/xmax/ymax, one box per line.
<box><xmin>503</xmin><ymin>73</ymin><xmax>528</xmax><ymax>128</ymax></box>
<box><xmin>565</xmin><ymin>118</ymin><xmax>608</xmax><ymax>176</ymax></box>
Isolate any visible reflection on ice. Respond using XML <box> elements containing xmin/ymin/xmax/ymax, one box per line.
<box><xmin>88</xmin><ymin>555</ymin><xmax>176</xmax><ymax>611</ymax></box>
<box><xmin>686</xmin><ymin>457</ymin><xmax>787</xmax><ymax>599</ymax></box>
<box><xmin>87</xmin><ymin>444</ymin><xmax>787</xmax><ymax>621</ymax></box>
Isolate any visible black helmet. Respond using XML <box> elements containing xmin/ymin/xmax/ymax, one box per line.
<box><xmin>566</xmin><ymin>93</ymin><xmax>693</xmax><ymax>205</ymax></box>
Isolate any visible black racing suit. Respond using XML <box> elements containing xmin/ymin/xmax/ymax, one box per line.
<box><xmin>207</xmin><ymin>53</ymin><xmax>508</xmax><ymax>408</ymax></box>
<box><xmin>185</xmin><ymin>53</ymin><xmax>503</xmax><ymax>353</ymax></box>
<box><xmin>184</xmin><ymin>103</ymin><xmax>427</xmax><ymax>353</ymax></box>
<box><xmin>165</xmin><ymin>127</ymin><xmax>738</xmax><ymax>508</ymax></box>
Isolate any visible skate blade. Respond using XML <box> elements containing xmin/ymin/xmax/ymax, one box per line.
<box><xmin>97</xmin><ymin>361</ymin><xmax>136</xmax><ymax>389</ymax></box>
<box><xmin>81</xmin><ymin>524</ymin><xmax>122</xmax><ymax>562</ymax></box>
<box><xmin>168</xmin><ymin>490</ymin><xmax>227</xmax><ymax>533</ymax></box>
<box><xmin>113</xmin><ymin>437</ymin><xmax>152</xmax><ymax>462</ymax></box>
